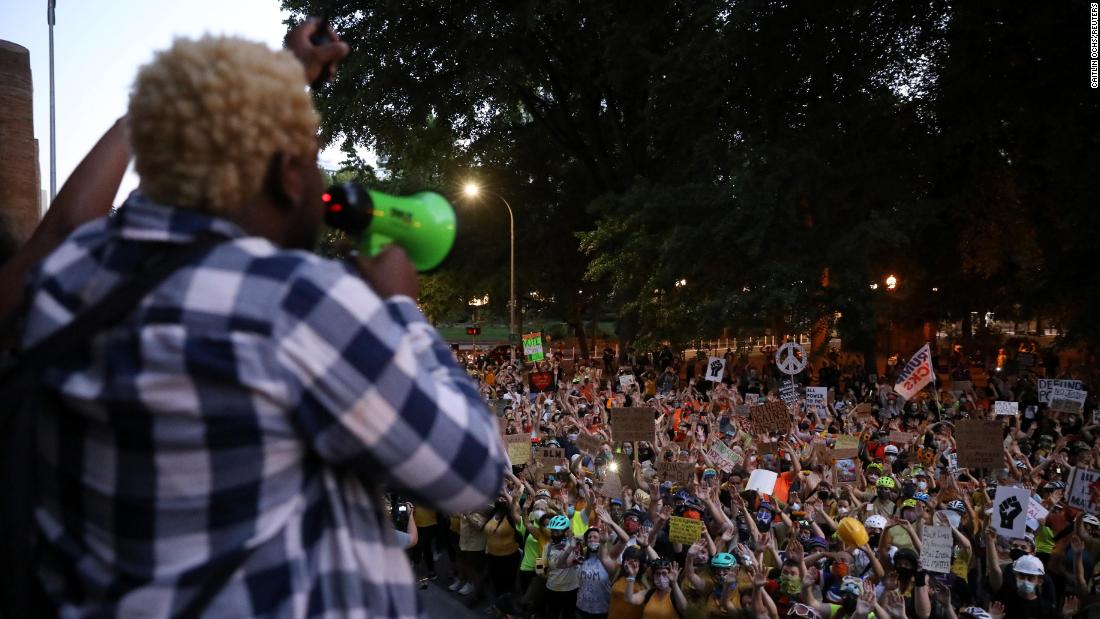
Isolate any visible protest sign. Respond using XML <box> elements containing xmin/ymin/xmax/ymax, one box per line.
<box><xmin>505</xmin><ymin>433</ymin><xmax>532</xmax><ymax>465</ymax></box>
<box><xmin>750</xmin><ymin>401</ymin><xmax>791</xmax><ymax>435</ymax></box>
<box><xmin>708</xmin><ymin>441</ymin><xmax>741</xmax><ymax>473</ymax></box>
<box><xmin>612</xmin><ymin>408</ymin><xmax>655</xmax><ymax>444</ymax></box>
<box><xmin>732</xmin><ymin>404</ymin><xmax>751</xmax><ymax>417</ymax></box>
<box><xmin>574</xmin><ymin>432</ymin><xmax>603</xmax><ymax>457</ymax></box>
<box><xmin>535</xmin><ymin>447</ymin><xmax>566</xmax><ymax>461</ymax></box>
<box><xmin>522</xmin><ymin>332</ymin><xmax>545</xmax><ymax>362</ymax></box>
<box><xmin>833</xmin><ymin>435</ymin><xmax>860</xmax><ymax>459</ymax></box>
<box><xmin>1017</xmin><ymin>352</ymin><xmax>1036</xmax><ymax>372</ymax></box>
<box><xmin>889</xmin><ymin>431</ymin><xmax>915</xmax><ymax>445</ymax></box>
<box><xmin>1068</xmin><ymin>467</ymin><xmax>1100</xmax><ymax>515</ymax></box>
<box><xmin>758</xmin><ymin>441</ymin><xmax>778</xmax><ymax>455</ymax></box>
<box><xmin>955</xmin><ymin>420</ymin><xmax>1004</xmax><ymax>469</ymax></box>
<box><xmin>1027</xmin><ymin>494</ymin><xmax>1050</xmax><ymax>522</ymax></box>
<box><xmin>806</xmin><ymin>386</ymin><xmax>828</xmax><ymax>416</ymax></box>
<box><xmin>657</xmin><ymin>462</ymin><xmax>696</xmax><ymax>484</ymax></box>
<box><xmin>618</xmin><ymin>374</ymin><xmax>637</xmax><ymax>389</ymax></box>
<box><xmin>895</xmin><ymin>343</ymin><xmax>935</xmax><ymax>400</ymax></box>
<box><xmin>746</xmin><ymin>469</ymin><xmax>778</xmax><ymax>495</ymax></box>
<box><xmin>994</xmin><ymin>401</ymin><xmax>1019</xmax><ymax>416</ymax></box>
<box><xmin>744</xmin><ymin>393</ymin><xmax>761</xmax><ymax>405</ymax></box>
<box><xmin>668</xmin><ymin>516</ymin><xmax>705</xmax><ymax>544</ymax></box>
<box><xmin>991</xmin><ymin>486</ymin><xmax>1030</xmax><ymax>538</ymax></box>
<box><xmin>946</xmin><ymin>452</ymin><xmax>959</xmax><ymax>473</ymax></box>
<box><xmin>612</xmin><ymin>453</ymin><xmax>638</xmax><ymax>489</ymax></box>
<box><xmin>779</xmin><ymin>380</ymin><xmax>799</xmax><ymax>408</ymax></box>
<box><xmin>1050</xmin><ymin>387</ymin><xmax>1087</xmax><ymax>413</ymax></box>
<box><xmin>529</xmin><ymin>371</ymin><xmax>554</xmax><ymax>392</ymax></box>
<box><xmin>704</xmin><ymin>357</ymin><xmax>726</xmax><ymax>382</ymax></box>
<box><xmin>835</xmin><ymin>458</ymin><xmax>858</xmax><ymax>483</ymax></box>
<box><xmin>920</xmin><ymin>526</ymin><xmax>953</xmax><ymax>574</ymax></box>
<box><xmin>597</xmin><ymin>472</ymin><xmax>623</xmax><ymax>499</ymax></box>
<box><xmin>1038</xmin><ymin>379</ymin><xmax>1083</xmax><ymax>404</ymax></box>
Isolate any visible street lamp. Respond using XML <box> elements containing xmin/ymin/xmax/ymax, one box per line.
<box><xmin>885</xmin><ymin>274</ymin><xmax>898</xmax><ymax>291</ymax></box>
<box><xmin>463</xmin><ymin>182</ymin><xmax>516</xmax><ymax>363</ymax></box>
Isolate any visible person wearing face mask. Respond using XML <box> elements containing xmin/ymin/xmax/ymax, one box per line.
<box><xmin>623</xmin><ymin>559</ymin><xmax>687</xmax><ymax>619</ymax></box>
<box><xmin>870</xmin><ymin>476</ymin><xmax>899</xmax><ymax>518</ymax></box>
<box><xmin>484</xmin><ymin>494</ymin><xmax>523</xmax><ymax>601</ymax></box>
<box><xmin>683</xmin><ymin>551</ymin><xmax>744</xmax><ymax>617</ymax></box>
<box><xmin>546</xmin><ymin>515</ymin><xmax>582</xmax><ymax>619</ymax></box>
<box><xmin>985</xmin><ymin>528</ymin><xmax>1058</xmax><ymax>617</ymax></box>
<box><xmin>875</xmin><ymin>548</ymin><xmax>932</xmax><ymax>619</ymax></box>
<box><xmin>609</xmin><ymin>546</ymin><xmax>649</xmax><ymax>619</ymax></box>
<box><xmin>801</xmin><ymin>575</ymin><xmax>889</xmax><ymax>619</ymax></box>
<box><xmin>887</xmin><ymin>497</ymin><xmax>926</xmax><ymax>551</ymax></box>
<box><xmin>575</xmin><ymin>528</ymin><xmax>619</xmax><ymax>619</ymax></box>
<box><xmin>764</xmin><ymin>559</ymin><xmax>804</xmax><ymax>617</ymax></box>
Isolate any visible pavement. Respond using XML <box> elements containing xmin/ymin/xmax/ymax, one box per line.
<box><xmin>414</xmin><ymin>551</ymin><xmax>493</xmax><ymax>619</ymax></box>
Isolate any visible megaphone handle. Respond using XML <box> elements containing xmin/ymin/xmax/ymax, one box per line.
<box><xmin>367</xmin><ymin>234</ymin><xmax>394</xmax><ymax>257</ymax></box>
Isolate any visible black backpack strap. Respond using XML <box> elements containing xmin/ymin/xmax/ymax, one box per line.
<box><xmin>0</xmin><ymin>236</ymin><xmax>225</xmax><ymax>619</ymax></box>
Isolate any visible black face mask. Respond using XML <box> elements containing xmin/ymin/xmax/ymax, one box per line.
<box><xmin>1010</xmin><ymin>548</ymin><xmax>1028</xmax><ymax>561</ymax></box>
<box><xmin>841</xmin><ymin>596</ymin><xmax>858</xmax><ymax>612</ymax></box>
<box><xmin>868</xmin><ymin>533</ymin><xmax>882</xmax><ymax>548</ymax></box>
<box><xmin>896</xmin><ymin>566</ymin><xmax>915</xmax><ymax>579</ymax></box>
<box><xmin>818</xmin><ymin>490</ymin><xmax>831</xmax><ymax>501</ymax></box>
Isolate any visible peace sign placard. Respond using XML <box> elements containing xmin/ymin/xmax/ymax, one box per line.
<box><xmin>775</xmin><ymin>342</ymin><xmax>807</xmax><ymax>376</ymax></box>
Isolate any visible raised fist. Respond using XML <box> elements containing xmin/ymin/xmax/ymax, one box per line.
<box><xmin>998</xmin><ymin>496</ymin><xmax>1023</xmax><ymax>529</ymax></box>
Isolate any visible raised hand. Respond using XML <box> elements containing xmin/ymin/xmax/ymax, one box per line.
<box><xmin>884</xmin><ymin>589</ymin><xmax>907</xmax><ymax>618</ymax></box>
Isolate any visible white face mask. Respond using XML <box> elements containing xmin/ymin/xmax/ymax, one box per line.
<box><xmin>587</xmin><ymin>542</ymin><xmax>600</xmax><ymax>552</ymax></box>
<box><xmin>655</xmin><ymin>575</ymin><xmax>671</xmax><ymax>590</ymax></box>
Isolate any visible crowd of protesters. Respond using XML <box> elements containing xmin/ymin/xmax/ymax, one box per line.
<box><xmin>398</xmin><ymin>343</ymin><xmax>1100</xmax><ymax>619</ymax></box>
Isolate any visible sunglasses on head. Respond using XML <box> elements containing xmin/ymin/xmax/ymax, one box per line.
<box><xmin>789</xmin><ymin>603</ymin><xmax>821</xmax><ymax>618</ymax></box>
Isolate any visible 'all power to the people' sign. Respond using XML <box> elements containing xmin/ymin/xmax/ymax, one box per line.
<box><xmin>522</xmin><ymin>332</ymin><xmax>545</xmax><ymax>361</ymax></box>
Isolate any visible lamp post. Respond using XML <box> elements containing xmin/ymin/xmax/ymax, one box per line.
<box><xmin>47</xmin><ymin>0</ymin><xmax>57</xmax><ymax>202</ymax></box>
<box><xmin>464</xmin><ymin>183</ymin><xmax>516</xmax><ymax>363</ymax></box>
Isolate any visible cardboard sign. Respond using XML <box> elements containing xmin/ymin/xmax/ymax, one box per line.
<box><xmin>992</xmin><ymin>486</ymin><xmax>1030</xmax><ymax>538</ymax></box>
<box><xmin>955</xmin><ymin>420</ymin><xmax>1004</xmax><ymax>469</ymax></box>
<box><xmin>758</xmin><ymin>441</ymin><xmax>778</xmax><ymax>455</ymax></box>
<box><xmin>920</xmin><ymin>525</ymin><xmax>953</xmax><ymax>574</ymax></box>
<box><xmin>1050</xmin><ymin>387</ymin><xmax>1087</xmax><ymax>413</ymax></box>
<box><xmin>704</xmin><ymin>357</ymin><xmax>726</xmax><ymax>382</ymax></box>
<box><xmin>750</xmin><ymin>401</ymin><xmax>791</xmax><ymax>435</ymax></box>
<box><xmin>522</xmin><ymin>332</ymin><xmax>545</xmax><ymax>362</ymax></box>
<box><xmin>529</xmin><ymin>371</ymin><xmax>554</xmax><ymax>392</ymax></box>
<box><xmin>657</xmin><ymin>462</ymin><xmax>696</xmax><ymax>484</ymax></box>
<box><xmin>1068</xmin><ymin>467</ymin><xmax>1100</xmax><ymax>516</ymax></box>
<box><xmin>535</xmin><ymin>447</ymin><xmax>566</xmax><ymax>461</ymax></box>
<box><xmin>732</xmin><ymin>404</ymin><xmax>751</xmax><ymax>417</ymax></box>
<box><xmin>779</xmin><ymin>380</ymin><xmax>800</xmax><ymax>408</ymax></box>
<box><xmin>835</xmin><ymin>458</ymin><xmax>858</xmax><ymax>483</ymax></box>
<box><xmin>574</xmin><ymin>432</ymin><xmax>604</xmax><ymax>456</ymax></box>
<box><xmin>806</xmin><ymin>386</ymin><xmax>828</xmax><ymax>416</ymax></box>
<box><xmin>889</xmin><ymin>431</ymin><xmax>915</xmax><ymax>445</ymax></box>
<box><xmin>1016</xmin><ymin>352</ymin><xmax>1036</xmax><ymax>371</ymax></box>
<box><xmin>746</xmin><ymin>469</ymin><xmax>778</xmax><ymax>495</ymax></box>
<box><xmin>668</xmin><ymin>516</ymin><xmax>705</xmax><ymax>544</ymax></box>
<box><xmin>597</xmin><ymin>471</ymin><xmax>623</xmax><ymax>499</ymax></box>
<box><xmin>612</xmin><ymin>408</ymin><xmax>655</xmax><ymax>444</ymax></box>
<box><xmin>1039</xmin><ymin>379</ymin><xmax>1083</xmax><ymax>404</ymax></box>
<box><xmin>505</xmin><ymin>433</ymin><xmax>532</xmax><ymax>465</ymax></box>
<box><xmin>952</xmin><ymin>380</ymin><xmax>973</xmax><ymax>393</ymax></box>
<box><xmin>833</xmin><ymin>435</ymin><xmax>860</xmax><ymax>459</ymax></box>
<box><xmin>994</xmin><ymin>401</ymin><xmax>1019</xmax><ymax>416</ymax></box>
<box><xmin>708</xmin><ymin>441</ymin><xmax>741</xmax><ymax>473</ymax></box>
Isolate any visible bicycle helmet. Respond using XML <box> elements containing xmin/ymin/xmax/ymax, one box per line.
<box><xmin>884</xmin><ymin>444</ymin><xmax>899</xmax><ymax>455</ymax></box>
<box><xmin>901</xmin><ymin>498</ymin><xmax>920</xmax><ymax>509</ymax></box>
<box><xmin>865</xmin><ymin>515</ymin><xmax>888</xmax><ymax>530</ymax></box>
<box><xmin>547</xmin><ymin>515</ymin><xmax>571</xmax><ymax>531</ymax></box>
<box><xmin>945</xmin><ymin>500</ymin><xmax>966</xmax><ymax>514</ymax></box>
<box><xmin>710</xmin><ymin>552</ymin><xmax>736</xmax><ymax>569</ymax></box>
<box><xmin>912</xmin><ymin>492</ymin><xmax>931</xmax><ymax>504</ymax></box>
<box><xmin>876</xmin><ymin>476</ymin><xmax>896</xmax><ymax>489</ymax></box>
<box><xmin>866</xmin><ymin>462</ymin><xmax>884</xmax><ymax>473</ymax></box>
<box><xmin>958</xmin><ymin>608</ymin><xmax>992</xmax><ymax>619</ymax></box>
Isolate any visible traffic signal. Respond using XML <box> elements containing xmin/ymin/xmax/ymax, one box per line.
<box><xmin>466</xmin><ymin>325</ymin><xmax>481</xmax><ymax>336</ymax></box>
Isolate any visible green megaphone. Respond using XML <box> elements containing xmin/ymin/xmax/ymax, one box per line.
<box><xmin>322</xmin><ymin>182</ymin><xmax>456</xmax><ymax>272</ymax></box>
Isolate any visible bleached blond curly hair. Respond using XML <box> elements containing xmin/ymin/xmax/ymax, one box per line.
<box><xmin>128</xmin><ymin>36</ymin><xmax>319</xmax><ymax>215</ymax></box>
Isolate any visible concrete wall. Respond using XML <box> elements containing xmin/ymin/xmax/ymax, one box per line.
<box><xmin>0</xmin><ymin>40</ymin><xmax>41</xmax><ymax>244</ymax></box>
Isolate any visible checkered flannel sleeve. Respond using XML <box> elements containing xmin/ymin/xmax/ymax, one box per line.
<box><xmin>275</xmin><ymin>261</ymin><xmax>506</xmax><ymax>512</ymax></box>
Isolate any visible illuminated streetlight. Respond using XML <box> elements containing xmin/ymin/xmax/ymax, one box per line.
<box><xmin>885</xmin><ymin>275</ymin><xmax>898</xmax><ymax>291</ymax></box>
<box><xmin>675</xmin><ymin>279</ymin><xmax>687</xmax><ymax>288</ymax></box>
<box><xmin>869</xmin><ymin>283</ymin><xmax>879</xmax><ymax>290</ymax></box>
<box><xmin>462</xmin><ymin>181</ymin><xmax>517</xmax><ymax>362</ymax></box>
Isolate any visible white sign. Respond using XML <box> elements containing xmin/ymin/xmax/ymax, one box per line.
<box><xmin>619</xmin><ymin>374</ymin><xmax>636</xmax><ymax>389</ymax></box>
<box><xmin>708</xmin><ymin>441</ymin><xmax>741</xmax><ymax>474</ymax></box>
<box><xmin>894</xmin><ymin>343</ymin><xmax>935</xmax><ymax>401</ymax></box>
<box><xmin>745</xmin><ymin>393</ymin><xmax>761</xmax><ymax>405</ymax></box>
<box><xmin>1050</xmin><ymin>387</ymin><xmax>1087</xmax><ymax>413</ymax></box>
<box><xmin>946</xmin><ymin>452</ymin><xmax>958</xmax><ymax>473</ymax></box>
<box><xmin>1027</xmin><ymin>494</ymin><xmax>1050</xmax><ymax>522</ymax></box>
<box><xmin>1068</xmin><ymin>467</ymin><xmax>1100</xmax><ymax>515</ymax></box>
<box><xmin>920</xmin><ymin>526</ymin><xmax>953</xmax><ymax>574</ymax></box>
<box><xmin>779</xmin><ymin>380</ymin><xmax>799</xmax><ymax>408</ymax></box>
<box><xmin>704</xmin><ymin>357</ymin><xmax>726</xmax><ymax>382</ymax></box>
<box><xmin>746</xmin><ymin>469</ymin><xmax>778</xmax><ymax>495</ymax></box>
<box><xmin>994</xmin><ymin>401</ymin><xmax>1019</xmax><ymax>416</ymax></box>
<box><xmin>775</xmin><ymin>342</ymin><xmax>807</xmax><ymax>376</ymax></box>
<box><xmin>1039</xmin><ymin>379</ymin><xmax>1083</xmax><ymax>404</ymax></box>
<box><xmin>806</xmin><ymin>387</ymin><xmax>828</xmax><ymax>416</ymax></box>
<box><xmin>991</xmin><ymin>486</ymin><xmax>1030</xmax><ymax>538</ymax></box>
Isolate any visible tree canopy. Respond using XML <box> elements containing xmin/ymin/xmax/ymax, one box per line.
<box><xmin>283</xmin><ymin>0</ymin><xmax>1100</xmax><ymax>362</ymax></box>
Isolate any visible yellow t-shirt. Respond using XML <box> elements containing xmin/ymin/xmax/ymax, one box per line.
<box><xmin>485</xmin><ymin>516</ymin><xmax>520</xmax><ymax>556</ymax></box>
<box><xmin>413</xmin><ymin>505</ymin><xmax>437</xmax><ymax>528</ymax></box>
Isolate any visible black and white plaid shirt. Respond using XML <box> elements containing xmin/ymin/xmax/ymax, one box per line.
<box><xmin>22</xmin><ymin>193</ymin><xmax>506</xmax><ymax>618</ymax></box>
